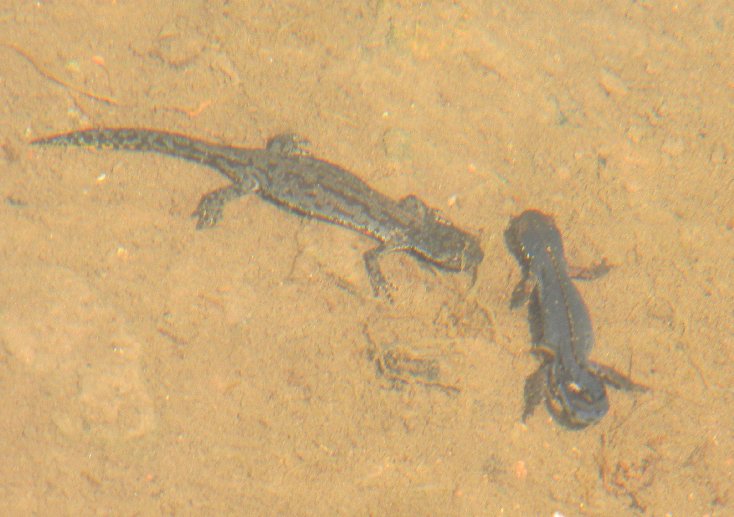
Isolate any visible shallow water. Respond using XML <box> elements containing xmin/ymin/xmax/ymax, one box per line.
<box><xmin>1</xmin><ymin>2</ymin><xmax>731</xmax><ymax>515</ymax></box>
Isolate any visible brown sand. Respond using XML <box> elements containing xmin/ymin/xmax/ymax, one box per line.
<box><xmin>0</xmin><ymin>2</ymin><xmax>731</xmax><ymax>515</ymax></box>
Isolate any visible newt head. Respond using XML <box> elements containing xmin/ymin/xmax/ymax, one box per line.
<box><xmin>411</xmin><ymin>218</ymin><xmax>484</xmax><ymax>277</ymax></box>
<box><xmin>547</xmin><ymin>361</ymin><xmax>609</xmax><ymax>429</ymax></box>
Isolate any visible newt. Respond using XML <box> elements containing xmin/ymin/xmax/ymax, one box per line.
<box><xmin>505</xmin><ymin>209</ymin><xmax>646</xmax><ymax>429</ymax></box>
<box><xmin>32</xmin><ymin>128</ymin><xmax>484</xmax><ymax>298</ymax></box>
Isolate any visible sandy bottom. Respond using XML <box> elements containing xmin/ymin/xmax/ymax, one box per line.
<box><xmin>1</xmin><ymin>2</ymin><xmax>731</xmax><ymax>515</ymax></box>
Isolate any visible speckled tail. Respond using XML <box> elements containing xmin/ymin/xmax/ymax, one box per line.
<box><xmin>31</xmin><ymin>128</ymin><xmax>222</xmax><ymax>166</ymax></box>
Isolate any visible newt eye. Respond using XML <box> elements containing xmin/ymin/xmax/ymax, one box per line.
<box><xmin>567</xmin><ymin>382</ymin><xmax>583</xmax><ymax>394</ymax></box>
<box><xmin>565</xmin><ymin>381</ymin><xmax>594</xmax><ymax>403</ymax></box>
<box><xmin>564</xmin><ymin>378</ymin><xmax>605</xmax><ymax>405</ymax></box>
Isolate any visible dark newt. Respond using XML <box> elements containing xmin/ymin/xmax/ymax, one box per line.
<box><xmin>505</xmin><ymin>209</ymin><xmax>646</xmax><ymax>429</ymax></box>
<box><xmin>32</xmin><ymin>128</ymin><xmax>484</xmax><ymax>299</ymax></box>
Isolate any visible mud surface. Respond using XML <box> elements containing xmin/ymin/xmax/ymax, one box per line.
<box><xmin>1</xmin><ymin>2</ymin><xmax>732</xmax><ymax>515</ymax></box>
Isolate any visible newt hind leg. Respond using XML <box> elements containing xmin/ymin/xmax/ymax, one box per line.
<box><xmin>588</xmin><ymin>362</ymin><xmax>648</xmax><ymax>392</ymax></box>
<box><xmin>522</xmin><ymin>362</ymin><xmax>550</xmax><ymax>422</ymax></box>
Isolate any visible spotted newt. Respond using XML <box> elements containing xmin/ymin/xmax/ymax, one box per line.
<box><xmin>32</xmin><ymin>128</ymin><xmax>483</xmax><ymax>298</ymax></box>
<box><xmin>505</xmin><ymin>209</ymin><xmax>646</xmax><ymax>429</ymax></box>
